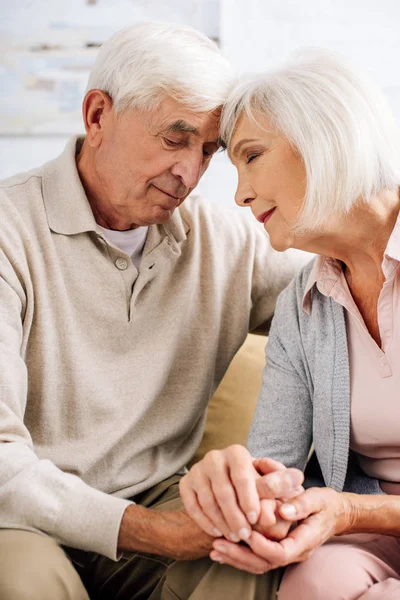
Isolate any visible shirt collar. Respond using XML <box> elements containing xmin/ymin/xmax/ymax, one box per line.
<box><xmin>42</xmin><ymin>135</ymin><xmax>190</xmax><ymax>244</ymax></box>
<box><xmin>302</xmin><ymin>256</ymin><xmax>343</xmax><ymax>315</ymax></box>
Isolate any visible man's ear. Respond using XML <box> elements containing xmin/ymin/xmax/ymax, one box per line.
<box><xmin>82</xmin><ymin>90</ymin><xmax>114</xmax><ymax>147</ymax></box>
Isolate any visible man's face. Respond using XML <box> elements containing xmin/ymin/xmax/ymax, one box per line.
<box><xmin>91</xmin><ymin>97</ymin><xmax>221</xmax><ymax>229</ymax></box>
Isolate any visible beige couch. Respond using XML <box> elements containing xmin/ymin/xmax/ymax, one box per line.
<box><xmin>191</xmin><ymin>333</ymin><xmax>267</xmax><ymax>465</ymax></box>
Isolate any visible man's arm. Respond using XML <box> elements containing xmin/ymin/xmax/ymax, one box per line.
<box><xmin>118</xmin><ymin>504</ymin><xmax>213</xmax><ymax>560</ymax></box>
<box><xmin>1</xmin><ymin>252</ymin><xmax>215</xmax><ymax>561</ymax></box>
<box><xmin>0</xmin><ymin>256</ymin><xmax>131</xmax><ymax>560</ymax></box>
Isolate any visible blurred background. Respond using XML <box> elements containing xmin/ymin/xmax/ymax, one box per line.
<box><xmin>1</xmin><ymin>0</ymin><xmax>400</xmax><ymax>210</ymax></box>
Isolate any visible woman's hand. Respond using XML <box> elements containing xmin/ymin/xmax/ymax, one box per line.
<box><xmin>209</xmin><ymin>487</ymin><xmax>352</xmax><ymax>573</ymax></box>
<box><xmin>179</xmin><ymin>444</ymin><xmax>304</xmax><ymax>542</ymax></box>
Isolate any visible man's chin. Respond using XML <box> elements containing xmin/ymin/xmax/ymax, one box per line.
<box><xmin>149</xmin><ymin>205</ymin><xmax>177</xmax><ymax>224</ymax></box>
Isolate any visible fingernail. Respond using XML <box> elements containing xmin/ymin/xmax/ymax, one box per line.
<box><xmin>229</xmin><ymin>532</ymin><xmax>240</xmax><ymax>542</ymax></box>
<box><xmin>213</xmin><ymin>542</ymin><xmax>226</xmax><ymax>553</ymax></box>
<box><xmin>281</xmin><ymin>503</ymin><xmax>297</xmax><ymax>518</ymax></box>
<box><xmin>212</xmin><ymin>527</ymin><xmax>222</xmax><ymax>537</ymax></box>
<box><xmin>211</xmin><ymin>552</ymin><xmax>224</xmax><ymax>563</ymax></box>
<box><xmin>247</xmin><ymin>511</ymin><xmax>258</xmax><ymax>524</ymax></box>
<box><xmin>238</xmin><ymin>527</ymin><xmax>251</xmax><ymax>540</ymax></box>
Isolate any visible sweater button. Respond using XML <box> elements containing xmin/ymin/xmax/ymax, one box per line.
<box><xmin>115</xmin><ymin>257</ymin><xmax>128</xmax><ymax>270</ymax></box>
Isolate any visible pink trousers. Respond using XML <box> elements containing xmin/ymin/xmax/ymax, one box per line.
<box><xmin>278</xmin><ymin>534</ymin><xmax>400</xmax><ymax>600</ymax></box>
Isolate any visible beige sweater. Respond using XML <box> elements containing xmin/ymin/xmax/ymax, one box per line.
<box><xmin>0</xmin><ymin>137</ymin><xmax>305</xmax><ymax>559</ymax></box>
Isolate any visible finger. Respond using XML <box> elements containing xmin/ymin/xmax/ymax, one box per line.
<box><xmin>254</xmin><ymin>498</ymin><xmax>277</xmax><ymax>529</ymax></box>
<box><xmin>280</xmin><ymin>485</ymin><xmax>305</xmax><ymax>502</ymax></box>
<box><xmin>279</xmin><ymin>487</ymin><xmax>329</xmax><ymax>521</ymax></box>
<box><xmin>179</xmin><ymin>476</ymin><xmax>223</xmax><ymax>537</ymax></box>
<box><xmin>210</xmin><ymin>473</ymin><xmax>252</xmax><ymax>542</ymax></box>
<box><xmin>196</xmin><ymin>479</ymin><xmax>233</xmax><ymax>540</ymax></box>
<box><xmin>256</xmin><ymin>468</ymin><xmax>304</xmax><ymax>500</ymax></box>
<box><xmin>228</xmin><ymin>448</ymin><xmax>262</xmax><ymax>526</ymax></box>
<box><xmin>253</xmin><ymin>457</ymin><xmax>287</xmax><ymax>475</ymax></box>
<box><xmin>254</xmin><ymin>499</ymin><xmax>292</xmax><ymax>541</ymax></box>
<box><xmin>211</xmin><ymin>539</ymin><xmax>272</xmax><ymax>574</ymax></box>
<box><xmin>248</xmin><ymin>515</ymin><xmax>325</xmax><ymax>567</ymax></box>
<box><xmin>275</xmin><ymin>515</ymin><xmax>324</xmax><ymax>564</ymax></box>
<box><xmin>247</xmin><ymin>530</ymin><xmax>288</xmax><ymax>566</ymax></box>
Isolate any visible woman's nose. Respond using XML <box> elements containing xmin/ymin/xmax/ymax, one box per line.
<box><xmin>235</xmin><ymin>176</ymin><xmax>255</xmax><ymax>207</ymax></box>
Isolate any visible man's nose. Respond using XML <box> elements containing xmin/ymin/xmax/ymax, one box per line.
<box><xmin>171</xmin><ymin>152</ymin><xmax>204</xmax><ymax>189</ymax></box>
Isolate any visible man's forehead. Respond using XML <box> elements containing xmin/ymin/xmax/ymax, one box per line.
<box><xmin>150</xmin><ymin>102</ymin><xmax>221</xmax><ymax>136</ymax></box>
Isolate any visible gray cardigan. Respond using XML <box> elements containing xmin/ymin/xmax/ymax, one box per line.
<box><xmin>248</xmin><ymin>258</ymin><xmax>382</xmax><ymax>495</ymax></box>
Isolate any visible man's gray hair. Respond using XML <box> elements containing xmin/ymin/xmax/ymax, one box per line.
<box><xmin>221</xmin><ymin>49</ymin><xmax>400</xmax><ymax>228</ymax></box>
<box><xmin>87</xmin><ymin>22</ymin><xmax>235</xmax><ymax>114</ymax></box>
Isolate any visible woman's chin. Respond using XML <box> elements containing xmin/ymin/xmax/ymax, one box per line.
<box><xmin>266</xmin><ymin>230</ymin><xmax>293</xmax><ymax>252</ymax></box>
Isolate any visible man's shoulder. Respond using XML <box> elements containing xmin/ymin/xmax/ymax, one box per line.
<box><xmin>0</xmin><ymin>164</ymin><xmax>45</xmax><ymax>214</ymax></box>
<box><xmin>178</xmin><ymin>195</ymin><xmax>267</xmax><ymax>245</ymax></box>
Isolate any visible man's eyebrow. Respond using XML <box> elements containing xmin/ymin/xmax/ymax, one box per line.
<box><xmin>165</xmin><ymin>120</ymin><xmax>200</xmax><ymax>135</ymax></box>
<box><xmin>231</xmin><ymin>138</ymin><xmax>258</xmax><ymax>159</ymax></box>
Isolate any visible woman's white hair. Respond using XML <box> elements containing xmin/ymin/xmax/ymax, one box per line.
<box><xmin>87</xmin><ymin>22</ymin><xmax>235</xmax><ymax>113</ymax></box>
<box><xmin>221</xmin><ymin>49</ymin><xmax>400</xmax><ymax>228</ymax></box>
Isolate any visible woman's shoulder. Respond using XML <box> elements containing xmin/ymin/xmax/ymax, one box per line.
<box><xmin>274</xmin><ymin>256</ymin><xmax>318</xmax><ymax>313</ymax></box>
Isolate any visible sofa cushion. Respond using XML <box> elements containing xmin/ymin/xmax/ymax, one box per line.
<box><xmin>191</xmin><ymin>333</ymin><xmax>267</xmax><ymax>465</ymax></box>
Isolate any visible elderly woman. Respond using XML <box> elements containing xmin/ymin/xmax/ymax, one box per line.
<box><xmin>179</xmin><ymin>50</ymin><xmax>400</xmax><ymax>599</ymax></box>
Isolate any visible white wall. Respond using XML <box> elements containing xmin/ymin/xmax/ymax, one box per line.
<box><xmin>221</xmin><ymin>0</ymin><xmax>400</xmax><ymax>121</ymax></box>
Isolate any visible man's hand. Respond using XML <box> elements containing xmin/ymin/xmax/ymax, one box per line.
<box><xmin>118</xmin><ymin>504</ymin><xmax>214</xmax><ymax>560</ymax></box>
<box><xmin>209</xmin><ymin>487</ymin><xmax>351</xmax><ymax>573</ymax></box>
<box><xmin>179</xmin><ymin>445</ymin><xmax>304</xmax><ymax>542</ymax></box>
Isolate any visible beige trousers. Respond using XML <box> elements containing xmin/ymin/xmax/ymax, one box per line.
<box><xmin>0</xmin><ymin>476</ymin><xmax>281</xmax><ymax>600</ymax></box>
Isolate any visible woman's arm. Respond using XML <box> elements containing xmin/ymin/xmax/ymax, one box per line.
<box><xmin>180</xmin><ymin>279</ymin><xmax>313</xmax><ymax>544</ymax></box>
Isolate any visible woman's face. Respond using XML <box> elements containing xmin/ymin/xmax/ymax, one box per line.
<box><xmin>230</xmin><ymin>112</ymin><xmax>307</xmax><ymax>251</ymax></box>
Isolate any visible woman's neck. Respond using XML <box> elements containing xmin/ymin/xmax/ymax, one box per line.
<box><xmin>297</xmin><ymin>190</ymin><xmax>400</xmax><ymax>282</ymax></box>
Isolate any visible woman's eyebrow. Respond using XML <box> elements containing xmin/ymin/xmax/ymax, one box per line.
<box><xmin>231</xmin><ymin>138</ymin><xmax>259</xmax><ymax>158</ymax></box>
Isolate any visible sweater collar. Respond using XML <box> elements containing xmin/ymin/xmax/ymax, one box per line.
<box><xmin>42</xmin><ymin>135</ymin><xmax>189</xmax><ymax>244</ymax></box>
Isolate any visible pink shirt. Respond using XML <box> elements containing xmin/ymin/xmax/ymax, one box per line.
<box><xmin>302</xmin><ymin>215</ymin><xmax>400</xmax><ymax>492</ymax></box>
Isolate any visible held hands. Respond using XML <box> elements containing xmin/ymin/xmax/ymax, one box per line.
<box><xmin>179</xmin><ymin>445</ymin><xmax>304</xmax><ymax>543</ymax></box>
<box><xmin>179</xmin><ymin>445</ymin><xmax>351</xmax><ymax>574</ymax></box>
<box><xmin>210</xmin><ymin>487</ymin><xmax>352</xmax><ymax>573</ymax></box>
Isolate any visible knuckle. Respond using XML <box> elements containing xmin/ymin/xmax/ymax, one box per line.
<box><xmin>206</xmin><ymin>449</ymin><xmax>221</xmax><ymax>463</ymax></box>
<box><xmin>258</xmin><ymin>477</ymin><xmax>275</xmax><ymax>496</ymax></box>
<box><xmin>188</xmin><ymin>463</ymin><xmax>201</xmax><ymax>480</ymax></box>
<box><xmin>227</xmin><ymin>444</ymin><xmax>248</xmax><ymax>458</ymax></box>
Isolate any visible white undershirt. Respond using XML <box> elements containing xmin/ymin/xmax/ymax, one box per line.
<box><xmin>99</xmin><ymin>226</ymin><xmax>148</xmax><ymax>269</ymax></box>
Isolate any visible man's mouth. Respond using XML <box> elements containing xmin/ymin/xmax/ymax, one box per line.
<box><xmin>256</xmin><ymin>207</ymin><xmax>276</xmax><ymax>224</ymax></box>
<box><xmin>153</xmin><ymin>185</ymin><xmax>185</xmax><ymax>202</ymax></box>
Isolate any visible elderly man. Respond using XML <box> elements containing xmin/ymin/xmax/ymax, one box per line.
<box><xmin>0</xmin><ymin>22</ymin><xmax>305</xmax><ymax>600</ymax></box>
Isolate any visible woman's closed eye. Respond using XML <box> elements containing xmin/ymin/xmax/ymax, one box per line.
<box><xmin>246</xmin><ymin>153</ymin><xmax>260</xmax><ymax>164</ymax></box>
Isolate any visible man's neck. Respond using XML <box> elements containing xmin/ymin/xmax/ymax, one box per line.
<box><xmin>76</xmin><ymin>139</ymin><xmax>140</xmax><ymax>231</ymax></box>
